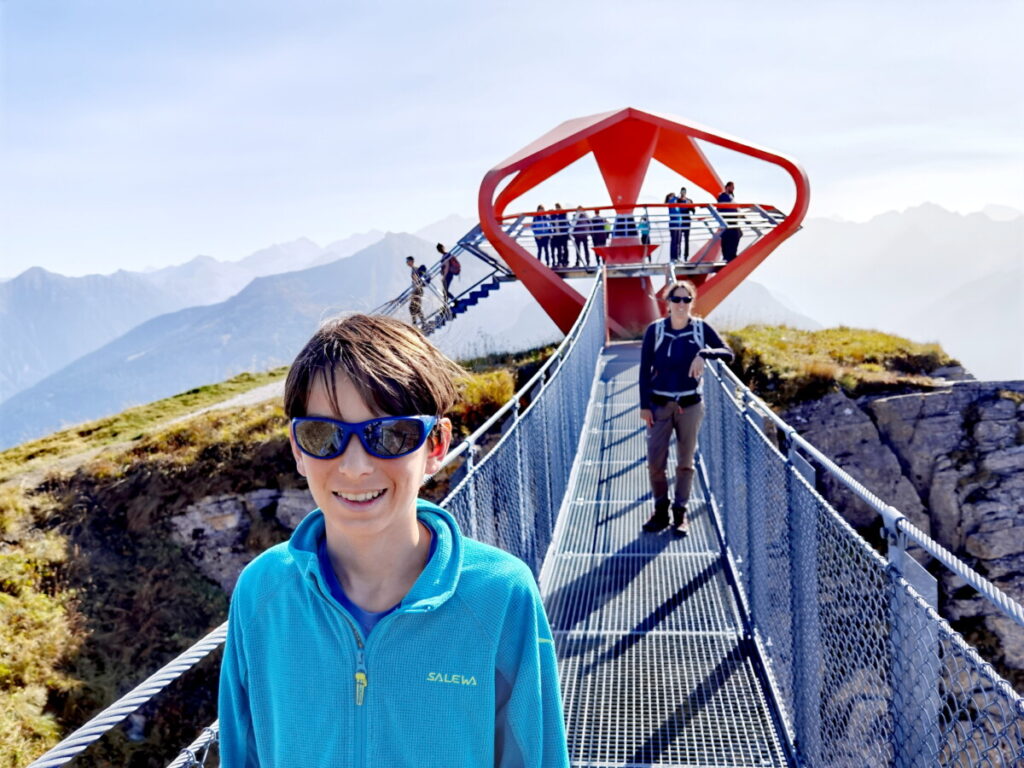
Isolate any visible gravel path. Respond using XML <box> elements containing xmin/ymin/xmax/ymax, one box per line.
<box><xmin>165</xmin><ymin>380</ymin><xmax>285</xmax><ymax>425</ymax></box>
<box><xmin>4</xmin><ymin>381</ymin><xmax>286</xmax><ymax>493</ymax></box>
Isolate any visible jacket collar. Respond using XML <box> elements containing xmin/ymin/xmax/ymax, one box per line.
<box><xmin>288</xmin><ymin>499</ymin><xmax>463</xmax><ymax>613</ymax></box>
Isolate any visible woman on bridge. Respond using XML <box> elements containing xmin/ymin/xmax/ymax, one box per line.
<box><xmin>638</xmin><ymin>279</ymin><xmax>734</xmax><ymax>535</ymax></box>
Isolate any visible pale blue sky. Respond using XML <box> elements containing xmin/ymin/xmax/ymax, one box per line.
<box><xmin>2</xmin><ymin>0</ymin><xmax>1021</xmax><ymax>277</ymax></box>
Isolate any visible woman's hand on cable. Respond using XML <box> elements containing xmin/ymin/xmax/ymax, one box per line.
<box><xmin>689</xmin><ymin>354</ymin><xmax>705</xmax><ymax>379</ymax></box>
<box><xmin>640</xmin><ymin>409</ymin><xmax>654</xmax><ymax>428</ymax></box>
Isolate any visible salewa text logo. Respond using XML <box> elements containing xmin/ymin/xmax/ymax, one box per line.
<box><xmin>426</xmin><ymin>672</ymin><xmax>478</xmax><ymax>686</ymax></box>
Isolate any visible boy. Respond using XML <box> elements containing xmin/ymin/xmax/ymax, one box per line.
<box><xmin>219</xmin><ymin>313</ymin><xmax>569</xmax><ymax>767</ymax></box>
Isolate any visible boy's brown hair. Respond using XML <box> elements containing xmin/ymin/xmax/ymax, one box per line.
<box><xmin>284</xmin><ymin>314</ymin><xmax>465</xmax><ymax>419</ymax></box>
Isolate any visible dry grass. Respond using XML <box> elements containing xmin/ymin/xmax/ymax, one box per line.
<box><xmin>0</xmin><ymin>528</ymin><xmax>80</xmax><ymax>766</ymax></box>
<box><xmin>726</xmin><ymin>325</ymin><xmax>956</xmax><ymax>407</ymax></box>
<box><xmin>450</xmin><ymin>370</ymin><xmax>516</xmax><ymax>436</ymax></box>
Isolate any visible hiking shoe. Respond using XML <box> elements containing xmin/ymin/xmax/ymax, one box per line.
<box><xmin>642</xmin><ymin>499</ymin><xmax>671</xmax><ymax>532</ymax></box>
<box><xmin>672</xmin><ymin>504</ymin><xmax>689</xmax><ymax>537</ymax></box>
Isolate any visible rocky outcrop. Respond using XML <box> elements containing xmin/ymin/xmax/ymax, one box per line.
<box><xmin>169</xmin><ymin>488</ymin><xmax>314</xmax><ymax>592</ymax></box>
<box><xmin>783</xmin><ymin>381</ymin><xmax>1024</xmax><ymax>668</ymax></box>
<box><xmin>783</xmin><ymin>392</ymin><xmax>928</xmax><ymax>530</ymax></box>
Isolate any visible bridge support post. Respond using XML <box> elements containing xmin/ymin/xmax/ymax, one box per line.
<box><xmin>885</xmin><ymin>518</ymin><xmax>940</xmax><ymax>768</ymax></box>
<box><xmin>788</xmin><ymin>448</ymin><xmax>823</xmax><ymax>766</ymax></box>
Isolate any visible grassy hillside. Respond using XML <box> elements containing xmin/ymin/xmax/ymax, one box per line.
<box><xmin>0</xmin><ymin>368</ymin><xmax>290</xmax><ymax>487</ymax></box>
<box><xmin>724</xmin><ymin>325</ymin><xmax>958</xmax><ymax>407</ymax></box>
<box><xmin>0</xmin><ymin>345</ymin><xmax>553</xmax><ymax>767</ymax></box>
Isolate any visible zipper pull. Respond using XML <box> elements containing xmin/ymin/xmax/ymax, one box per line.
<box><xmin>355</xmin><ymin>651</ymin><xmax>367</xmax><ymax>706</ymax></box>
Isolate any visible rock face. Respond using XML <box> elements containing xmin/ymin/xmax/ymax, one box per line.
<box><xmin>169</xmin><ymin>488</ymin><xmax>314</xmax><ymax>592</ymax></box>
<box><xmin>783</xmin><ymin>381</ymin><xmax>1024</xmax><ymax>668</ymax></box>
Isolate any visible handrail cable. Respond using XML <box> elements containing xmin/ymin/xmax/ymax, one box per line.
<box><xmin>26</xmin><ymin>625</ymin><xmax>228</xmax><ymax>768</ymax></box>
<box><xmin>710</xmin><ymin>361</ymin><xmax>1024</xmax><ymax>630</ymax></box>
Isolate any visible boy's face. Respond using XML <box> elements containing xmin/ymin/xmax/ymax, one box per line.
<box><xmin>290</xmin><ymin>371</ymin><xmax>452</xmax><ymax>540</ymax></box>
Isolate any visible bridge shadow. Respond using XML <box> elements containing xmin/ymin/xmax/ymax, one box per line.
<box><xmin>604</xmin><ymin>382</ymin><xmax>635</xmax><ymax>400</ymax></box>
<box><xmin>597</xmin><ymin>425</ymin><xmax>644</xmax><ymax>450</ymax></box>
<box><xmin>593</xmin><ymin>456</ymin><xmax>645</xmax><ymax>488</ymax></box>
<box><xmin>548</xmin><ymin>534</ymin><xmax>673</xmax><ymax>654</ymax></box>
<box><xmin>594</xmin><ymin>496</ymin><xmax>646</xmax><ymax>525</ymax></box>
<box><xmin>624</xmin><ymin>639</ymin><xmax>747</xmax><ymax>766</ymax></box>
<box><xmin>584</xmin><ymin>557</ymin><xmax>724</xmax><ymax>672</ymax></box>
<box><xmin>600</xmin><ymin>408</ymin><xmax>637</xmax><ymax>427</ymax></box>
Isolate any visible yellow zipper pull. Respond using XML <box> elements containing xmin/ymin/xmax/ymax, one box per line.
<box><xmin>355</xmin><ymin>671</ymin><xmax>367</xmax><ymax>706</ymax></box>
<box><xmin>355</xmin><ymin>649</ymin><xmax>368</xmax><ymax>706</ymax></box>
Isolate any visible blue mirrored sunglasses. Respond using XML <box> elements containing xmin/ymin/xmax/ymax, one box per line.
<box><xmin>291</xmin><ymin>415</ymin><xmax>438</xmax><ymax>460</ymax></box>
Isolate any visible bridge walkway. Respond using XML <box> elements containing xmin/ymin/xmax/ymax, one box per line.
<box><xmin>541</xmin><ymin>343</ymin><xmax>791</xmax><ymax>768</ymax></box>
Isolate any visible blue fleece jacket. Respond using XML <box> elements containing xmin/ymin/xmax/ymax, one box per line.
<box><xmin>218</xmin><ymin>500</ymin><xmax>569</xmax><ymax>767</ymax></box>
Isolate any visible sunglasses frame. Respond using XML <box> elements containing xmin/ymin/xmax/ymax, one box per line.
<box><xmin>667</xmin><ymin>294</ymin><xmax>693</xmax><ymax>304</ymax></box>
<box><xmin>291</xmin><ymin>414</ymin><xmax>438</xmax><ymax>460</ymax></box>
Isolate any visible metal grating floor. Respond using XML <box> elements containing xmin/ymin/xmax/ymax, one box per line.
<box><xmin>541</xmin><ymin>343</ymin><xmax>790</xmax><ymax>768</ymax></box>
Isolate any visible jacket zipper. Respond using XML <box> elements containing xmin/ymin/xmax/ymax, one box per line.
<box><xmin>355</xmin><ymin>647</ymin><xmax>367</xmax><ymax>705</ymax></box>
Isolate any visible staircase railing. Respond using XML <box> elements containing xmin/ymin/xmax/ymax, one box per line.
<box><xmin>372</xmin><ymin>220</ymin><xmax>518</xmax><ymax>335</ymax></box>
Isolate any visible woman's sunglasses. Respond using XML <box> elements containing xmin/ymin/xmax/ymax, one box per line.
<box><xmin>667</xmin><ymin>294</ymin><xmax>693</xmax><ymax>304</ymax></box>
<box><xmin>292</xmin><ymin>415</ymin><xmax>438</xmax><ymax>460</ymax></box>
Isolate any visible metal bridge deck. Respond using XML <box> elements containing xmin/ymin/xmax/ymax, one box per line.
<box><xmin>541</xmin><ymin>343</ymin><xmax>790</xmax><ymax>768</ymax></box>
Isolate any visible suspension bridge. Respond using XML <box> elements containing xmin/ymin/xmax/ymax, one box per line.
<box><xmin>27</xmin><ymin>109</ymin><xmax>1024</xmax><ymax>767</ymax></box>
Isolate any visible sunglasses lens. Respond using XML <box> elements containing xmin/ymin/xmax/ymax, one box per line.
<box><xmin>294</xmin><ymin>419</ymin><xmax>347</xmax><ymax>458</ymax></box>
<box><xmin>363</xmin><ymin>418</ymin><xmax>426</xmax><ymax>458</ymax></box>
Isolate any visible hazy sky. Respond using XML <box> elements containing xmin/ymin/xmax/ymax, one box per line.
<box><xmin>2</xmin><ymin>0</ymin><xmax>1021</xmax><ymax>277</ymax></box>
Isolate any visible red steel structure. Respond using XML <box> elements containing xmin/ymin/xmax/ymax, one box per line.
<box><xmin>478</xmin><ymin>107</ymin><xmax>810</xmax><ymax>338</ymax></box>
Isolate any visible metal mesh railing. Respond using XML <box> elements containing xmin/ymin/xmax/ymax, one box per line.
<box><xmin>702</xmin><ymin>361</ymin><xmax>1024</xmax><ymax>767</ymax></box>
<box><xmin>441</xmin><ymin>273</ymin><xmax>606</xmax><ymax>576</ymax></box>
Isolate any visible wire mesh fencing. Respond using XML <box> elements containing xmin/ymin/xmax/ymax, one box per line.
<box><xmin>442</xmin><ymin>275</ymin><xmax>605</xmax><ymax>577</ymax></box>
<box><xmin>702</xmin><ymin>363</ymin><xmax>1024</xmax><ymax>767</ymax></box>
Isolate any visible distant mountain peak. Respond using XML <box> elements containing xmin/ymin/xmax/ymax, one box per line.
<box><xmin>982</xmin><ymin>204</ymin><xmax>1023</xmax><ymax>222</ymax></box>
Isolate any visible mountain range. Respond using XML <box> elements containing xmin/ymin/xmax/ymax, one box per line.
<box><xmin>0</xmin><ymin>234</ymin><xmax>434</xmax><ymax>448</ymax></box>
<box><xmin>751</xmin><ymin>203</ymin><xmax>1023</xmax><ymax>380</ymax></box>
<box><xmin>1</xmin><ymin>205</ymin><xmax>1018</xmax><ymax>449</ymax></box>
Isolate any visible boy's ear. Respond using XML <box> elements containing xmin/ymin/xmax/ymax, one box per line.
<box><xmin>288</xmin><ymin>431</ymin><xmax>309</xmax><ymax>478</ymax></box>
<box><xmin>424</xmin><ymin>417</ymin><xmax>453</xmax><ymax>476</ymax></box>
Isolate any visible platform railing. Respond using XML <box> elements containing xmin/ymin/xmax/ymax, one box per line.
<box><xmin>701</xmin><ymin>360</ymin><xmax>1024</xmax><ymax>767</ymax></box>
<box><xmin>500</xmin><ymin>202</ymin><xmax>789</xmax><ymax>266</ymax></box>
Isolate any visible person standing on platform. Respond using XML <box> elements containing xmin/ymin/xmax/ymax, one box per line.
<box><xmin>590</xmin><ymin>209</ymin><xmax>607</xmax><ymax>263</ymax></box>
<box><xmin>677</xmin><ymin>187</ymin><xmax>694</xmax><ymax>261</ymax></box>
<box><xmin>552</xmin><ymin>203</ymin><xmax>570</xmax><ymax>267</ymax></box>
<box><xmin>638</xmin><ymin>279</ymin><xmax>734</xmax><ymax>536</ymax></box>
<box><xmin>666</xmin><ymin>192</ymin><xmax>682</xmax><ymax>262</ymax></box>
<box><xmin>717</xmin><ymin>181</ymin><xmax>741</xmax><ymax>262</ymax></box>
<box><xmin>638</xmin><ymin>215</ymin><xmax>651</xmax><ymax>259</ymax></box>
<box><xmin>533</xmin><ymin>205</ymin><xmax>551</xmax><ymax>266</ymax></box>
<box><xmin>571</xmin><ymin>206</ymin><xmax>591</xmax><ymax>267</ymax></box>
